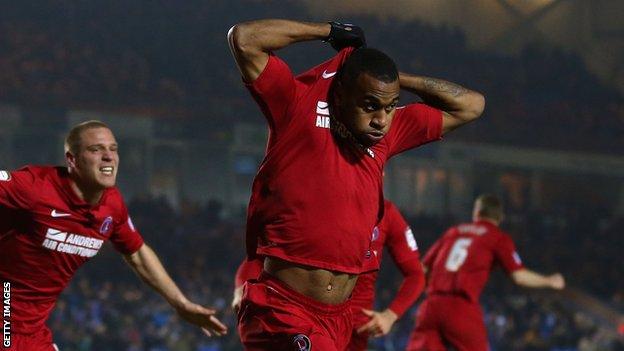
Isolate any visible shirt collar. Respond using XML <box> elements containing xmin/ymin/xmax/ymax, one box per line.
<box><xmin>328</xmin><ymin>112</ymin><xmax>375</xmax><ymax>159</ymax></box>
<box><xmin>54</xmin><ymin>167</ymin><xmax>106</xmax><ymax>209</ymax></box>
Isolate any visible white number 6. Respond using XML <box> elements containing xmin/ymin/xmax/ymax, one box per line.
<box><xmin>444</xmin><ymin>238</ymin><xmax>473</xmax><ymax>272</ymax></box>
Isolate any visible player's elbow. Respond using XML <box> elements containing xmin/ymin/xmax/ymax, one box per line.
<box><xmin>227</xmin><ymin>22</ymin><xmax>256</xmax><ymax>57</ymax></box>
<box><xmin>465</xmin><ymin>91</ymin><xmax>485</xmax><ymax>122</ymax></box>
<box><xmin>448</xmin><ymin>92</ymin><xmax>485</xmax><ymax>128</ymax></box>
<box><xmin>511</xmin><ymin>269</ymin><xmax>527</xmax><ymax>286</ymax></box>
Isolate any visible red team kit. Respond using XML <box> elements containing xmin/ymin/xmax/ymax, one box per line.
<box><xmin>235</xmin><ymin>200</ymin><xmax>426</xmax><ymax>351</ymax></box>
<box><xmin>407</xmin><ymin>220</ymin><xmax>524</xmax><ymax>350</ymax></box>
<box><xmin>237</xmin><ymin>46</ymin><xmax>441</xmax><ymax>350</ymax></box>
<box><xmin>0</xmin><ymin>166</ymin><xmax>144</xmax><ymax>349</ymax></box>
<box><xmin>243</xmin><ymin>48</ymin><xmax>441</xmax><ymax>273</ymax></box>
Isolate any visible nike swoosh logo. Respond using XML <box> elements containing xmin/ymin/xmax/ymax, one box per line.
<box><xmin>322</xmin><ymin>70</ymin><xmax>336</xmax><ymax>79</ymax></box>
<box><xmin>51</xmin><ymin>210</ymin><xmax>71</xmax><ymax>218</ymax></box>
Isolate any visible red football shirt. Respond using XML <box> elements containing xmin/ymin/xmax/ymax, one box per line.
<box><xmin>351</xmin><ymin>200</ymin><xmax>423</xmax><ymax>320</ymax></box>
<box><xmin>245</xmin><ymin>48</ymin><xmax>442</xmax><ymax>274</ymax></box>
<box><xmin>0</xmin><ymin>166</ymin><xmax>144</xmax><ymax>334</ymax></box>
<box><xmin>423</xmin><ymin>220</ymin><xmax>524</xmax><ymax>304</ymax></box>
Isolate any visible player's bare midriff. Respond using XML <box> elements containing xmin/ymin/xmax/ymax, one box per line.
<box><xmin>264</xmin><ymin>256</ymin><xmax>358</xmax><ymax>305</ymax></box>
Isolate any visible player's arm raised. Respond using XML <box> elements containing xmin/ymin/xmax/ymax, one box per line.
<box><xmin>123</xmin><ymin>244</ymin><xmax>228</xmax><ymax>337</ymax></box>
<box><xmin>227</xmin><ymin>19</ymin><xmax>366</xmax><ymax>82</ymax></box>
<box><xmin>398</xmin><ymin>73</ymin><xmax>485</xmax><ymax>135</ymax></box>
<box><xmin>228</xmin><ymin>20</ymin><xmax>330</xmax><ymax>82</ymax></box>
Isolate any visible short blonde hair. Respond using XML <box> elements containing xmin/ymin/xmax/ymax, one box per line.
<box><xmin>474</xmin><ymin>194</ymin><xmax>504</xmax><ymax>221</ymax></box>
<box><xmin>64</xmin><ymin>120</ymin><xmax>110</xmax><ymax>154</ymax></box>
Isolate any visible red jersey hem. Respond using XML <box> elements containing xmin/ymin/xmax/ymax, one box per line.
<box><xmin>257</xmin><ymin>248</ymin><xmax>369</xmax><ymax>274</ymax></box>
<box><xmin>257</xmin><ymin>272</ymin><xmax>351</xmax><ymax>315</ymax></box>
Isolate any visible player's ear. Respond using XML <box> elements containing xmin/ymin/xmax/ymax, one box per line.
<box><xmin>65</xmin><ymin>151</ymin><xmax>77</xmax><ymax>169</ymax></box>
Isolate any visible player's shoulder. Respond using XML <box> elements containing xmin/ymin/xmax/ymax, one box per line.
<box><xmin>10</xmin><ymin>165</ymin><xmax>59</xmax><ymax>183</ymax></box>
<box><xmin>101</xmin><ymin>187</ymin><xmax>129</xmax><ymax>216</ymax></box>
<box><xmin>476</xmin><ymin>223</ymin><xmax>514</xmax><ymax>248</ymax></box>
<box><xmin>381</xmin><ymin>200</ymin><xmax>408</xmax><ymax>229</ymax></box>
<box><xmin>438</xmin><ymin>224</ymin><xmax>459</xmax><ymax>242</ymax></box>
<box><xmin>383</xmin><ymin>199</ymin><xmax>398</xmax><ymax>213</ymax></box>
<box><xmin>17</xmin><ymin>164</ymin><xmax>53</xmax><ymax>175</ymax></box>
<box><xmin>491</xmin><ymin>227</ymin><xmax>514</xmax><ymax>243</ymax></box>
<box><xmin>102</xmin><ymin>186</ymin><xmax>125</xmax><ymax>204</ymax></box>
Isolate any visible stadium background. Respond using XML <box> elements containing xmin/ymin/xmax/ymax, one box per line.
<box><xmin>1</xmin><ymin>0</ymin><xmax>623</xmax><ymax>350</ymax></box>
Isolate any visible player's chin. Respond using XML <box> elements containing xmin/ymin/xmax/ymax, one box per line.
<box><xmin>96</xmin><ymin>176</ymin><xmax>116</xmax><ymax>188</ymax></box>
<box><xmin>358</xmin><ymin>133</ymin><xmax>383</xmax><ymax>148</ymax></box>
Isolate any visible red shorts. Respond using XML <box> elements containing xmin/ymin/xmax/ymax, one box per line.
<box><xmin>406</xmin><ymin>294</ymin><xmax>488</xmax><ymax>351</ymax></box>
<box><xmin>237</xmin><ymin>272</ymin><xmax>353</xmax><ymax>351</ymax></box>
<box><xmin>4</xmin><ymin>327</ymin><xmax>58</xmax><ymax>351</ymax></box>
<box><xmin>346</xmin><ymin>304</ymin><xmax>371</xmax><ymax>351</ymax></box>
<box><xmin>346</xmin><ymin>329</ymin><xmax>369</xmax><ymax>351</ymax></box>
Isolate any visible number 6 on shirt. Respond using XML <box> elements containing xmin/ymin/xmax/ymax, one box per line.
<box><xmin>444</xmin><ymin>238</ymin><xmax>473</xmax><ymax>272</ymax></box>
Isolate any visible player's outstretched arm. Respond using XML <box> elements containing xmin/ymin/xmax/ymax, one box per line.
<box><xmin>227</xmin><ymin>19</ymin><xmax>331</xmax><ymax>82</ymax></box>
<box><xmin>123</xmin><ymin>244</ymin><xmax>228</xmax><ymax>337</ymax></box>
<box><xmin>398</xmin><ymin>73</ymin><xmax>485</xmax><ymax>135</ymax></box>
<box><xmin>511</xmin><ymin>268</ymin><xmax>565</xmax><ymax>290</ymax></box>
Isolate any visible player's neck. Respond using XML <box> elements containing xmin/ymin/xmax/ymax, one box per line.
<box><xmin>475</xmin><ymin>217</ymin><xmax>499</xmax><ymax>226</ymax></box>
<box><xmin>69</xmin><ymin>178</ymin><xmax>104</xmax><ymax>206</ymax></box>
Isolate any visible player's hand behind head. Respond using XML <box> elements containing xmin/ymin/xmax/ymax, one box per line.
<box><xmin>549</xmin><ymin>273</ymin><xmax>565</xmax><ymax>290</ymax></box>
<box><xmin>325</xmin><ymin>21</ymin><xmax>366</xmax><ymax>51</ymax></box>
<box><xmin>175</xmin><ymin>301</ymin><xmax>228</xmax><ymax>337</ymax></box>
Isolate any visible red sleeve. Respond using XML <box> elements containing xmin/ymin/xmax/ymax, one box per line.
<box><xmin>235</xmin><ymin>257</ymin><xmax>264</xmax><ymax>288</ymax></box>
<box><xmin>494</xmin><ymin>234</ymin><xmax>524</xmax><ymax>274</ymax></box>
<box><xmin>0</xmin><ymin>168</ymin><xmax>37</xmax><ymax>210</ymax></box>
<box><xmin>388</xmin><ymin>258</ymin><xmax>425</xmax><ymax>318</ymax></box>
<box><xmin>384</xmin><ymin>203</ymin><xmax>420</xmax><ymax>264</ymax></box>
<box><xmin>386</xmin><ymin>103</ymin><xmax>443</xmax><ymax>157</ymax></box>
<box><xmin>382</xmin><ymin>203</ymin><xmax>425</xmax><ymax>317</ymax></box>
<box><xmin>245</xmin><ymin>54</ymin><xmax>297</xmax><ymax>135</ymax></box>
<box><xmin>110</xmin><ymin>201</ymin><xmax>144</xmax><ymax>255</ymax></box>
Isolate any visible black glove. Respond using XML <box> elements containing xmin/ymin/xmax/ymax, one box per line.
<box><xmin>325</xmin><ymin>21</ymin><xmax>366</xmax><ymax>51</ymax></box>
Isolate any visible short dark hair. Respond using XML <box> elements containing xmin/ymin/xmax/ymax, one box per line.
<box><xmin>65</xmin><ymin>120</ymin><xmax>110</xmax><ymax>154</ymax></box>
<box><xmin>475</xmin><ymin>194</ymin><xmax>504</xmax><ymax>221</ymax></box>
<box><xmin>338</xmin><ymin>47</ymin><xmax>398</xmax><ymax>85</ymax></box>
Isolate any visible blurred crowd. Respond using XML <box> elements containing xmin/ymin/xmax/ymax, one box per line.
<box><xmin>1</xmin><ymin>1</ymin><xmax>623</xmax><ymax>153</ymax></box>
<box><xmin>48</xmin><ymin>195</ymin><xmax>624</xmax><ymax>351</ymax></box>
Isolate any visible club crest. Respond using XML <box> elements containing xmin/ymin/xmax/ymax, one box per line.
<box><xmin>99</xmin><ymin>216</ymin><xmax>113</xmax><ymax>235</ymax></box>
<box><xmin>292</xmin><ymin>334</ymin><xmax>311</xmax><ymax>351</ymax></box>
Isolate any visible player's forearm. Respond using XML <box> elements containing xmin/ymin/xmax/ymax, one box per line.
<box><xmin>511</xmin><ymin>268</ymin><xmax>554</xmax><ymax>288</ymax></box>
<box><xmin>388</xmin><ymin>259</ymin><xmax>426</xmax><ymax>317</ymax></box>
<box><xmin>124</xmin><ymin>244</ymin><xmax>189</xmax><ymax>308</ymax></box>
<box><xmin>399</xmin><ymin>73</ymin><xmax>485</xmax><ymax>130</ymax></box>
<box><xmin>229</xmin><ymin>19</ymin><xmax>330</xmax><ymax>55</ymax></box>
